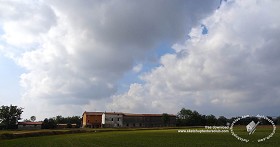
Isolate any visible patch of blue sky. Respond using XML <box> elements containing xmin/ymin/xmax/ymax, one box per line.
<box><xmin>218</xmin><ymin>0</ymin><xmax>228</xmax><ymax>9</ymax></box>
<box><xmin>0</xmin><ymin>54</ymin><xmax>24</xmax><ymax>105</ymax></box>
<box><xmin>116</xmin><ymin>42</ymin><xmax>175</xmax><ymax>94</ymax></box>
<box><xmin>155</xmin><ymin>42</ymin><xmax>176</xmax><ymax>58</ymax></box>
<box><xmin>116</xmin><ymin>59</ymin><xmax>156</xmax><ymax>94</ymax></box>
<box><xmin>140</xmin><ymin>42</ymin><xmax>175</xmax><ymax>73</ymax></box>
<box><xmin>201</xmin><ymin>24</ymin><xmax>208</xmax><ymax>35</ymax></box>
<box><xmin>116</xmin><ymin>70</ymin><xmax>143</xmax><ymax>94</ymax></box>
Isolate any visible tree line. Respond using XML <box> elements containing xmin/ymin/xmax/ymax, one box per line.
<box><xmin>176</xmin><ymin>108</ymin><xmax>280</xmax><ymax>126</ymax></box>
<box><xmin>0</xmin><ymin>105</ymin><xmax>81</xmax><ymax>129</ymax></box>
<box><xmin>42</xmin><ymin>115</ymin><xmax>81</xmax><ymax>129</ymax></box>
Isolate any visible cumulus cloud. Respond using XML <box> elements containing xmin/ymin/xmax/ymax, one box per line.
<box><xmin>0</xmin><ymin>0</ymin><xmax>56</xmax><ymax>59</ymax></box>
<box><xmin>0</xmin><ymin>0</ymin><xmax>220</xmax><ymax>118</ymax></box>
<box><xmin>108</xmin><ymin>0</ymin><xmax>280</xmax><ymax>117</ymax></box>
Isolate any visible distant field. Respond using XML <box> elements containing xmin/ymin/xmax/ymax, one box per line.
<box><xmin>0</xmin><ymin>127</ymin><xmax>279</xmax><ymax>147</ymax></box>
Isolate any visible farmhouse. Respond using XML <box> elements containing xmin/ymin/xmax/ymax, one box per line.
<box><xmin>18</xmin><ymin>122</ymin><xmax>43</xmax><ymax>130</ymax></box>
<box><xmin>82</xmin><ymin>111</ymin><xmax>176</xmax><ymax>128</ymax></box>
<box><xmin>82</xmin><ymin>111</ymin><xmax>103</xmax><ymax>128</ymax></box>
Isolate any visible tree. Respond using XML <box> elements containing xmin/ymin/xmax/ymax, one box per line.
<box><xmin>42</xmin><ymin>118</ymin><xmax>49</xmax><ymax>129</ymax></box>
<box><xmin>260</xmin><ymin>116</ymin><xmax>273</xmax><ymax>125</ymax></box>
<box><xmin>30</xmin><ymin>116</ymin><xmax>36</xmax><ymax>122</ymax></box>
<box><xmin>177</xmin><ymin>108</ymin><xmax>193</xmax><ymax>120</ymax></box>
<box><xmin>205</xmin><ymin>115</ymin><xmax>217</xmax><ymax>126</ymax></box>
<box><xmin>0</xmin><ymin>105</ymin><xmax>23</xmax><ymax>129</ymax></box>
<box><xmin>162</xmin><ymin>113</ymin><xmax>170</xmax><ymax>126</ymax></box>
<box><xmin>55</xmin><ymin>115</ymin><xmax>64</xmax><ymax>124</ymax></box>
<box><xmin>42</xmin><ymin>118</ymin><xmax>57</xmax><ymax>129</ymax></box>
<box><xmin>191</xmin><ymin>111</ymin><xmax>203</xmax><ymax>126</ymax></box>
<box><xmin>217</xmin><ymin>116</ymin><xmax>228</xmax><ymax>126</ymax></box>
<box><xmin>276</xmin><ymin>116</ymin><xmax>280</xmax><ymax>125</ymax></box>
<box><xmin>176</xmin><ymin>108</ymin><xmax>206</xmax><ymax>126</ymax></box>
<box><xmin>54</xmin><ymin>115</ymin><xmax>82</xmax><ymax>128</ymax></box>
<box><xmin>48</xmin><ymin>118</ymin><xmax>57</xmax><ymax>129</ymax></box>
<box><xmin>177</xmin><ymin>108</ymin><xmax>193</xmax><ymax>126</ymax></box>
<box><xmin>67</xmin><ymin>123</ymin><xmax>72</xmax><ymax>128</ymax></box>
<box><xmin>68</xmin><ymin>116</ymin><xmax>82</xmax><ymax>128</ymax></box>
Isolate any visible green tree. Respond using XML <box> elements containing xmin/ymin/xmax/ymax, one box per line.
<box><xmin>276</xmin><ymin>116</ymin><xmax>280</xmax><ymax>125</ymax></box>
<box><xmin>217</xmin><ymin>116</ymin><xmax>227</xmax><ymax>126</ymax></box>
<box><xmin>177</xmin><ymin>108</ymin><xmax>192</xmax><ymax>126</ymax></box>
<box><xmin>67</xmin><ymin>123</ymin><xmax>72</xmax><ymax>128</ymax></box>
<box><xmin>30</xmin><ymin>116</ymin><xmax>36</xmax><ymax>122</ymax></box>
<box><xmin>55</xmin><ymin>115</ymin><xmax>64</xmax><ymax>124</ymax></box>
<box><xmin>54</xmin><ymin>115</ymin><xmax>81</xmax><ymax>128</ymax></box>
<box><xmin>177</xmin><ymin>108</ymin><xmax>193</xmax><ymax>120</ymax></box>
<box><xmin>206</xmin><ymin>115</ymin><xmax>217</xmax><ymax>126</ymax></box>
<box><xmin>48</xmin><ymin>118</ymin><xmax>57</xmax><ymax>129</ymax></box>
<box><xmin>162</xmin><ymin>113</ymin><xmax>170</xmax><ymax>126</ymax></box>
<box><xmin>0</xmin><ymin>105</ymin><xmax>23</xmax><ymax>129</ymax></box>
<box><xmin>42</xmin><ymin>118</ymin><xmax>49</xmax><ymax>129</ymax></box>
<box><xmin>42</xmin><ymin>118</ymin><xmax>57</xmax><ymax>129</ymax></box>
<box><xmin>191</xmin><ymin>111</ymin><xmax>203</xmax><ymax>126</ymax></box>
<box><xmin>177</xmin><ymin>108</ymin><xmax>200</xmax><ymax>126</ymax></box>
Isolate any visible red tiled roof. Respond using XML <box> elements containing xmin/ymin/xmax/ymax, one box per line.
<box><xmin>18</xmin><ymin>122</ymin><xmax>43</xmax><ymax>125</ymax></box>
<box><xmin>83</xmin><ymin>111</ymin><xmax>176</xmax><ymax>117</ymax></box>
<box><xmin>83</xmin><ymin>112</ymin><xmax>103</xmax><ymax>116</ymax></box>
<box><xmin>103</xmin><ymin>112</ymin><xmax>123</xmax><ymax>115</ymax></box>
<box><xmin>123</xmin><ymin>113</ymin><xmax>176</xmax><ymax>117</ymax></box>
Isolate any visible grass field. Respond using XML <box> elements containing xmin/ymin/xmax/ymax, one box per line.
<box><xmin>0</xmin><ymin>127</ymin><xmax>279</xmax><ymax>147</ymax></box>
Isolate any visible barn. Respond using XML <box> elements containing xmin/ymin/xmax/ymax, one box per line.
<box><xmin>18</xmin><ymin>122</ymin><xmax>43</xmax><ymax>130</ymax></box>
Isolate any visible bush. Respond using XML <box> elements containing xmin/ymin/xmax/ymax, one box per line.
<box><xmin>67</xmin><ymin>123</ymin><xmax>72</xmax><ymax>128</ymax></box>
<box><xmin>0</xmin><ymin>129</ymin><xmax>89</xmax><ymax>140</ymax></box>
<box><xmin>1</xmin><ymin>133</ymin><xmax>16</xmax><ymax>139</ymax></box>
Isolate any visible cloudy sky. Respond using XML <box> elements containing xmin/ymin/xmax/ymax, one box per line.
<box><xmin>1</xmin><ymin>0</ymin><xmax>280</xmax><ymax>120</ymax></box>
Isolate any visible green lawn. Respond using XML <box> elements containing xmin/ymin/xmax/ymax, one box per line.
<box><xmin>0</xmin><ymin>127</ymin><xmax>279</xmax><ymax>147</ymax></box>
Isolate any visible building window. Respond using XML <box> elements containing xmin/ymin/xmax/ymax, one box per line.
<box><xmin>118</xmin><ymin>118</ymin><xmax>120</xmax><ymax>121</ymax></box>
<box><xmin>126</xmin><ymin>124</ymin><xmax>129</xmax><ymax>127</ymax></box>
<box><xmin>111</xmin><ymin>118</ymin><xmax>113</xmax><ymax>121</ymax></box>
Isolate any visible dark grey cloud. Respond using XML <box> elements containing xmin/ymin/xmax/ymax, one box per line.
<box><xmin>0</xmin><ymin>0</ymin><xmax>220</xmax><ymax>118</ymax></box>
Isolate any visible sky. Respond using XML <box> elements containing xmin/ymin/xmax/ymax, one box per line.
<box><xmin>0</xmin><ymin>0</ymin><xmax>280</xmax><ymax>120</ymax></box>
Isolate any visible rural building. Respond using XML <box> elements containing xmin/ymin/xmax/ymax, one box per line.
<box><xmin>102</xmin><ymin>112</ymin><xmax>123</xmax><ymax>127</ymax></box>
<box><xmin>83</xmin><ymin>111</ymin><xmax>176</xmax><ymax>128</ymax></box>
<box><xmin>18</xmin><ymin>122</ymin><xmax>43</xmax><ymax>130</ymax></box>
<box><xmin>122</xmin><ymin>113</ymin><xmax>176</xmax><ymax>127</ymax></box>
<box><xmin>57</xmin><ymin>123</ymin><xmax>77</xmax><ymax>129</ymax></box>
<box><xmin>82</xmin><ymin>111</ymin><xmax>103</xmax><ymax>128</ymax></box>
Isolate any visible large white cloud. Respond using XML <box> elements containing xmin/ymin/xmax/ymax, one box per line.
<box><xmin>108</xmin><ymin>0</ymin><xmax>280</xmax><ymax>117</ymax></box>
<box><xmin>0</xmin><ymin>0</ymin><xmax>220</xmax><ymax>119</ymax></box>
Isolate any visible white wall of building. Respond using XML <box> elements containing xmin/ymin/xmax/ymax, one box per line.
<box><xmin>102</xmin><ymin>112</ymin><xmax>123</xmax><ymax>127</ymax></box>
